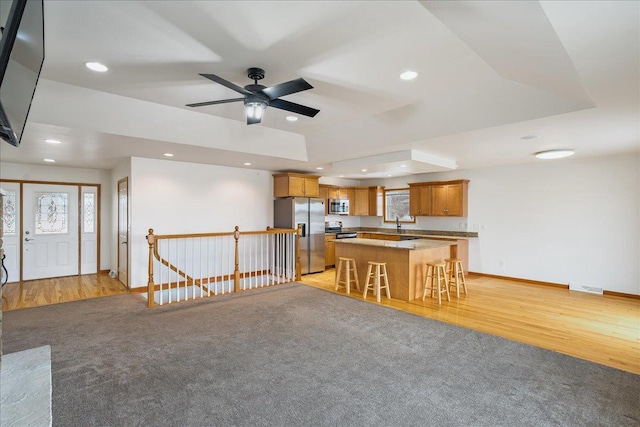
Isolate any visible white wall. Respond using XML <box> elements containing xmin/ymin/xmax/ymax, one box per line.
<box><xmin>0</xmin><ymin>162</ymin><xmax>112</xmax><ymax>270</ymax></box>
<box><xmin>362</xmin><ymin>153</ymin><xmax>640</xmax><ymax>295</ymax></box>
<box><xmin>128</xmin><ymin>157</ymin><xmax>274</xmax><ymax>288</ymax></box>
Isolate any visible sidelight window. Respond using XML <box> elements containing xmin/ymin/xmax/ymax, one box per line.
<box><xmin>2</xmin><ymin>190</ymin><xmax>17</xmax><ymax>235</ymax></box>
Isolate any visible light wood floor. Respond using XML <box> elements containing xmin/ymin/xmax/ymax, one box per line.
<box><xmin>300</xmin><ymin>269</ymin><xmax>640</xmax><ymax>375</ymax></box>
<box><xmin>2</xmin><ymin>270</ymin><xmax>638</xmax><ymax>375</ymax></box>
<box><xmin>1</xmin><ymin>273</ymin><xmax>129</xmax><ymax>311</ymax></box>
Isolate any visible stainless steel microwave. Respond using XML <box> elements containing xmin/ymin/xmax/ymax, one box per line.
<box><xmin>329</xmin><ymin>199</ymin><xmax>349</xmax><ymax>215</ymax></box>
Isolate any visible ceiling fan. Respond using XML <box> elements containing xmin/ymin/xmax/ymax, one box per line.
<box><xmin>186</xmin><ymin>67</ymin><xmax>320</xmax><ymax>125</ymax></box>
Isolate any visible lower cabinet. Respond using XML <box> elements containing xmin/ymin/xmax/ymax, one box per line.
<box><xmin>325</xmin><ymin>234</ymin><xmax>336</xmax><ymax>267</ymax></box>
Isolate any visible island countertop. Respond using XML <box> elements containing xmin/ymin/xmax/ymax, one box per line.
<box><xmin>334</xmin><ymin>238</ymin><xmax>454</xmax><ymax>250</ymax></box>
<box><xmin>334</xmin><ymin>238</ymin><xmax>458</xmax><ymax>301</ymax></box>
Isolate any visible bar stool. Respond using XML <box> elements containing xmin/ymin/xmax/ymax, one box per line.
<box><xmin>363</xmin><ymin>261</ymin><xmax>391</xmax><ymax>303</ymax></box>
<box><xmin>422</xmin><ymin>261</ymin><xmax>450</xmax><ymax>304</ymax></box>
<box><xmin>335</xmin><ymin>257</ymin><xmax>360</xmax><ymax>295</ymax></box>
<box><xmin>445</xmin><ymin>258</ymin><xmax>467</xmax><ymax>298</ymax></box>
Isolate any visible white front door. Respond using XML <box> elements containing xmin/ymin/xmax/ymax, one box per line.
<box><xmin>23</xmin><ymin>184</ymin><xmax>79</xmax><ymax>280</ymax></box>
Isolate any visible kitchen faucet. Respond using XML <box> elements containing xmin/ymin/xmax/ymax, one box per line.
<box><xmin>396</xmin><ymin>216</ymin><xmax>401</xmax><ymax>233</ymax></box>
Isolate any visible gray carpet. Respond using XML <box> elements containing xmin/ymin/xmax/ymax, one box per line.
<box><xmin>3</xmin><ymin>283</ymin><xmax>639</xmax><ymax>427</ymax></box>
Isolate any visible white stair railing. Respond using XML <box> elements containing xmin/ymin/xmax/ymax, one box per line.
<box><xmin>146</xmin><ymin>226</ymin><xmax>301</xmax><ymax>307</ymax></box>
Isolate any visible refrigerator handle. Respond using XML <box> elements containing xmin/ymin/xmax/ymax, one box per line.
<box><xmin>298</xmin><ymin>223</ymin><xmax>306</xmax><ymax>237</ymax></box>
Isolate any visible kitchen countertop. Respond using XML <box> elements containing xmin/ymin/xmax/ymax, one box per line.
<box><xmin>334</xmin><ymin>237</ymin><xmax>454</xmax><ymax>250</ymax></box>
<box><xmin>362</xmin><ymin>231</ymin><xmax>474</xmax><ymax>240</ymax></box>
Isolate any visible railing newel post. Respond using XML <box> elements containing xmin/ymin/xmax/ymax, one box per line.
<box><xmin>234</xmin><ymin>226</ymin><xmax>241</xmax><ymax>293</ymax></box>
<box><xmin>146</xmin><ymin>228</ymin><xmax>155</xmax><ymax>308</ymax></box>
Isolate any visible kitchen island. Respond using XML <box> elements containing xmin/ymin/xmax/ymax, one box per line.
<box><xmin>334</xmin><ymin>238</ymin><xmax>456</xmax><ymax>301</ymax></box>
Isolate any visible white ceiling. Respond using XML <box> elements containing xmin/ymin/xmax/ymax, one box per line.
<box><xmin>1</xmin><ymin>0</ymin><xmax>638</xmax><ymax>179</ymax></box>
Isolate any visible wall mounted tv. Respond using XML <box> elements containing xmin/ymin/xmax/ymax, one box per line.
<box><xmin>0</xmin><ymin>0</ymin><xmax>44</xmax><ymax>147</ymax></box>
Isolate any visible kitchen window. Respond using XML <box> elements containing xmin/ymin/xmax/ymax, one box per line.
<box><xmin>384</xmin><ymin>188</ymin><xmax>415</xmax><ymax>223</ymax></box>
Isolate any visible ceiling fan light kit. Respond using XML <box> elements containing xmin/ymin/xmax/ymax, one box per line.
<box><xmin>187</xmin><ymin>67</ymin><xmax>319</xmax><ymax>125</ymax></box>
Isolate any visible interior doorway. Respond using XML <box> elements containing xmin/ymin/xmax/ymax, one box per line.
<box><xmin>117</xmin><ymin>177</ymin><xmax>129</xmax><ymax>288</ymax></box>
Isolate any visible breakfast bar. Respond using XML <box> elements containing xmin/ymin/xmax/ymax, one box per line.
<box><xmin>334</xmin><ymin>238</ymin><xmax>456</xmax><ymax>301</ymax></box>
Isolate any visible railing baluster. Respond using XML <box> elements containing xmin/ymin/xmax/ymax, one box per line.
<box><xmin>148</xmin><ymin>227</ymin><xmax>297</xmax><ymax>307</ymax></box>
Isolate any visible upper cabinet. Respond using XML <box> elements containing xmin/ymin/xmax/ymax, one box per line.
<box><xmin>409</xmin><ymin>179</ymin><xmax>469</xmax><ymax>217</ymax></box>
<box><xmin>328</xmin><ymin>187</ymin><xmax>349</xmax><ymax>200</ymax></box>
<box><xmin>273</xmin><ymin>173</ymin><xmax>320</xmax><ymax>198</ymax></box>
<box><xmin>319</xmin><ymin>184</ymin><xmax>330</xmax><ymax>215</ymax></box>
<box><xmin>409</xmin><ymin>183</ymin><xmax>432</xmax><ymax>217</ymax></box>
<box><xmin>317</xmin><ymin>184</ymin><xmax>384</xmax><ymax>216</ymax></box>
<box><xmin>352</xmin><ymin>187</ymin><xmax>369</xmax><ymax>216</ymax></box>
<box><xmin>430</xmin><ymin>180</ymin><xmax>469</xmax><ymax>216</ymax></box>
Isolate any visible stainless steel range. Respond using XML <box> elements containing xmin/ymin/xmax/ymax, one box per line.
<box><xmin>325</xmin><ymin>221</ymin><xmax>357</xmax><ymax>239</ymax></box>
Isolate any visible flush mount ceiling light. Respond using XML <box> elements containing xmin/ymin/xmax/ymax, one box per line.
<box><xmin>315</xmin><ymin>167</ymin><xmax>324</xmax><ymax>170</ymax></box>
<box><xmin>45</xmin><ymin>138</ymin><xmax>61</xmax><ymax>144</ymax></box>
<box><xmin>400</xmin><ymin>70</ymin><xmax>418</xmax><ymax>80</ymax></box>
<box><xmin>534</xmin><ymin>149</ymin><xmax>575</xmax><ymax>160</ymax></box>
<box><xmin>43</xmin><ymin>158</ymin><xmax>55</xmax><ymax>162</ymax></box>
<box><xmin>84</xmin><ymin>61</ymin><xmax>108</xmax><ymax>72</ymax></box>
<box><xmin>243</xmin><ymin>162</ymin><xmax>252</xmax><ymax>166</ymax></box>
<box><xmin>286</xmin><ymin>116</ymin><xmax>298</xmax><ymax>122</ymax></box>
<box><xmin>163</xmin><ymin>153</ymin><xmax>174</xmax><ymax>157</ymax></box>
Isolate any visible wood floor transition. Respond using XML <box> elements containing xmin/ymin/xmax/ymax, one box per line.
<box><xmin>2</xmin><ymin>270</ymin><xmax>638</xmax><ymax>374</ymax></box>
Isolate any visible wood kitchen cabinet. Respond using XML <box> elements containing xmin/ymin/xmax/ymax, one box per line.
<box><xmin>409</xmin><ymin>183</ymin><xmax>432</xmax><ymax>217</ymax></box>
<box><xmin>328</xmin><ymin>187</ymin><xmax>350</xmax><ymax>200</ymax></box>
<box><xmin>273</xmin><ymin>173</ymin><xmax>320</xmax><ymax>198</ymax></box>
<box><xmin>431</xmin><ymin>180</ymin><xmax>469</xmax><ymax>216</ymax></box>
<box><xmin>353</xmin><ymin>187</ymin><xmax>369</xmax><ymax>216</ymax></box>
<box><xmin>325</xmin><ymin>234</ymin><xmax>336</xmax><ymax>267</ymax></box>
<box><xmin>368</xmin><ymin>186</ymin><xmax>384</xmax><ymax>216</ymax></box>
<box><xmin>319</xmin><ymin>184</ymin><xmax>331</xmax><ymax>215</ymax></box>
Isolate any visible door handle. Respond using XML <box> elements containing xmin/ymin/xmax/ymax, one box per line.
<box><xmin>121</xmin><ymin>241</ymin><xmax>128</xmax><ymax>245</ymax></box>
<box><xmin>25</xmin><ymin>238</ymin><xmax>35</xmax><ymax>241</ymax></box>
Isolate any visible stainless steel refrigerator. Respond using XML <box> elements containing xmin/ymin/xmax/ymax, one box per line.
<box><xmin>274</xmin><ymin>197</ymin><xmax>325</xmax><ymax>274</ymax></box>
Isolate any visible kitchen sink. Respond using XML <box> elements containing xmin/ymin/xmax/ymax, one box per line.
<box><xmin>399</xmin><ymin>235</ymin><xmax>421</xmax><ymax>241</ymax></box>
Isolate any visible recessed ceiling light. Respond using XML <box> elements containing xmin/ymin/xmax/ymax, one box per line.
<box><xmin>399</xmin><ymin>164</ymin><xmax>407</xmax><ymax>168</ymax></box>
<box><xmin>243</xmin><ymin>162</ymin><xmax>252</xmax><ymax>166</ymax></box>
<box><xmin>286</xmin><ymin>116</ymin><xmax>298</xmax><ymax>122</ymax></box>
<box><xmin>361</xmin><ymin>169</ymin><xmax>367</xmax><ymax>172</ymax></box>
<box><xmin>43</xmin><ymin>158</ymin><xmax>55</xmax><ymax>163</ymax></box>
<box><xmin>163</xmin><ymin>153</ymin><xmax>174</xmax><ymax>157</ymax></box>
<box><xmin>534</xmin><ymin>149</ymin><xmax>575</xmax><ymax>160</ymax></box>
<box><xmin>316</xmin><ymin>167</ymin><xmax>323</xmax><ymax>170</ymax></box>
<box><xmin>387</xmin><ymin>174</ymin><xmax>392</xmax><ymax>177</ymax></box>
<box><xmin>339</xmin><ymin>175</ymin><xmax>344</xmax><ymax>178</ymax></box>
<box><xmin>400</xmin><ymin>70</ymin><xmax>418</xmax><ymax>80</ymax></box>
<box><xmin>84</xmin><ymin>61</ymin><xmax>108</xmax><ymax>72</ymax></box>
<box><xmin>520</xmin><ymin>134</ymin><xmax>539</xmax><ymax>140</ymax></box>
<box><xmin>45</xmin><ymin>138</ymin><xmax>62</xmax><ymax>144</ymax></box>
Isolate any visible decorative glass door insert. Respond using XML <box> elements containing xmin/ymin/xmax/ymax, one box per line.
<box><xmin>34</xmin><ymin>192</ymin><xmax>69</xmax><ymax>235</ymax></box>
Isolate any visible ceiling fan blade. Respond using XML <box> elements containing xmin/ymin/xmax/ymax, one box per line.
<box><xmin>260</xmin><ymin>78</ymin><xmax>313</xmax><ymax>100</ymax></box>
<box><xmin>186</xmin><ymin>98</ymin><xmax>244</xmax><ymax>108</ymax></box>
<box><xmin>200</xmin><ymin>73</ymin><xmax>252</xmax><ymax>96</ymax></box>
<box><xmin>269</xmin><ymin>98</ymin><xmax>320</xmax><ymax>118</ymax></box>
<box><xmin>247</xmin><ymin>115</ymin><xmax>262</xmax><ymax>125</ymax></box>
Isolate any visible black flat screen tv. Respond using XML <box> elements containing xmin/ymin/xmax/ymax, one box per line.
<box><xmin>0</xmin><ymin>0</ymin><xmax>44</xmax><ymax>147</ymax></box>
